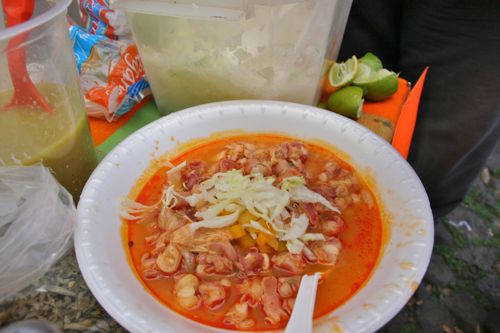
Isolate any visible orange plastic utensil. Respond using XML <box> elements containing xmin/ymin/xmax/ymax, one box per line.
<box><xmin>392</xmin><ymin>67</ymin><xmax>429</xmax><ymax>159</ymax></box>
<box><xmin>2</xmin><ymin>0</ymin><xmax>52</xmax><ymax>113</ymax></box>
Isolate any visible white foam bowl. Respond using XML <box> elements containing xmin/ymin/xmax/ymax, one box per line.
<box><xmin>75</xmin><ymin>100</ymin><xmax>434</xmax><ymax>333</ymax></box>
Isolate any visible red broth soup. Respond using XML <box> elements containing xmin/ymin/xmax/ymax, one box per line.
<box><xmin>123</xmin><ymin>134</ymin><xmax>383</xmax><ymax>330</ymax></box>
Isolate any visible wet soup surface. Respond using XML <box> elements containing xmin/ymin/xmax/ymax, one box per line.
<box><xmin>124</xmin><ymin>134</ymin><xmax>383</xmax><ymax>330</ymax></box>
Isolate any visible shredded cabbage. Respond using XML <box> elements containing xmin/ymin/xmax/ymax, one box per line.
<box><xmin>188</xmin><ymin>170</ymin><xmax>288</xmax><ymax>227</ymax></box>
<box><xmin>280</xmin><ymin>176</ymin><xmax>305</xmax><ymax>191</ymax></box>
<box><xmin>270</xmin><ymin>191</ymin><xmax>290</xmax><ymax>221</ymax></box>
<box><xmin>163</xmin><ymin>185</ymin><xmax>179</xmax><ymax>208</ymax></box>
<box><xmin>120</xmin><ymin>197</ymin><xmax>159</xmax><ymax>222</ymax></box>
<box><xmin>280</xmin><ymin>209</ymin><xmax>291</xmax><ymax>220</ymax></box>
<box><xmin>189</xmin><ymin>211</ymin><xmax>239</xmax><ymax>232</ymax></box>
<box><xmin>225</xmin><ymin>203</ymin><xmax>242</xmax><ymax>213</ymax></box>
<box><xmin>286</xmin><ymin>239</ymin><xmax>305</xmax><ymax>254</ymax></box>
<box><xmin>184</xmin><ymin>192</ymin><xmax>203</xmax><ymax>206</ymax></box>
<box><xmin>166</xmin><ymin>160</ymin><xmax>186</xmax><ymax>176</ymax></box>
<box><xmin>289</xmin><ymin>184</ymin><xmax>340</xmax><ymax>213</ymax></box>
<box><xmin>281</xmin><ymin>214</ymin><xmax>309</xmax><ymax>241</ymax></box>
<box><xmin>243</xmin><ymin>220</ymin><xmax>273</xmax><ymax>236</ymax></box>
<box><xmin>195</xmin><ymin>198</ymin><xmax>234</xmax><ymax>220</ymax></box>
<box><xmin>172</xmin><ymin>168</ymin><xmax>339</xmax><ymax>246</ymax></box>
<box><xmin>166</xmin><ymin>160</ymin><xmax>186</xmax><ymax>187</ymax></box>
<box><xmin>161</xmin><ymin>160</ymin><xmax>175</xmax><ymax>168</ymax></box>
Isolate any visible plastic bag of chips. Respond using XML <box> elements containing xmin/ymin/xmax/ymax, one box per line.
<box><xmin>70</xmin><ymin>0</ymin><xmax>150</xmax><ymax>122</ymax></box>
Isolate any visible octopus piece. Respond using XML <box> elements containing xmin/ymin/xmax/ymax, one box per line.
<box><xmin>322</xmin><ymin>161</ymin><xmax>353</xmax><ymax>181</ymax></box>
<box><xmin>209</xmin><ymin>241</ymin><xmax>238</xmax><ymax>262</ymax></box>
<box><xmin>142</xmin><ymin>269</ymin><xmax>160</xmax><ymax>280</ymax></box>
<box><xmin>243</xmin><ymin>158</ymin><xmax>272</xmax><ymax>176</ymax></box>
<box><xmin>320</xmin><ymin>161</ymin><xmax>341</xmax><ymax>180</ymax></box>
<box><xmin>196</xmin><ymin>253</ymin><xmax>234</xmax><ymax>277</ymax></box>
<box><xmin>180</xmin><ymin>249</ymin><xmax>196</xmax><ymax>272</ymax></box>
<box><xmin>158</xmin><ymin>207</ymin><xmax>190</xmax><ymax>235</ymax></box>
<box><xmin>219</xmin><ymin>142</ymin><xmax>255</xmax><ymax>161</ymax></box>
<box><xmin>174</xmin><ymin>274</ymin><xmax>201</xmax><ymax>310</ymax></box>
<box><xmin>144</xmin><ymin>233</ymin><xmax>160</xmax><ymax>246</ymax></box>
<box><xmin>219</xmin><ymin>278</ymin><xmax>232</xmax><ymax>287</ymax></box>
<box><xmin>310</xmin><ymin>184</ymin><xmax>337</xmax><ymax>202</ymax></box>
<box><xmin>150</xmin><ymin>232</ymin><xmax>169</xmax><ymax>256</ymax></box>
<box><xmin>271</xmin><ymin>252</ymin><xmax>306</xmax><ymax>276</ymax></box>
<box><xmin>141</xmin><ymin>252</ymin><xmax>162</xmax><ymax>279</ymax></box>
<box><xmin>238</xmin><ymin>247</ymin><xmax>270</xmax><ymax>276</ymax></box>
<box><xmin>277</xmin><ymin>276</ymin><xmax>301</xmax><ymax>299</ymax></box>
<box><xmin>182</xmin><ymin>206</ymin><xmax>198</xmax><ymax>222</ymax></box>
<box><xmin>320</xmin><ymin>213</ymin><xmax>345</xmax><ymax>237</ymax></box>
<box><xmin>181</xmin><ymin>160</ymin><xmax>207</xmax><ymax>191</ymax></box>
<box><xmin>333</xmin><ymin>196</ymin><xmax>350</xmax><ymax>212</ymax></box>
<box><xmin>271</xmin><ymin>142</ymin><xmax>308</xmax><ymax>164</ymax></box>
<box><xmin>141</xmin><ymin>252</ymin><xmax>157</xmax><ymax>270</ymax></box>
<box><xmin>287</xmin><ymin>142</ymin><xmax>309</xmax><ymax>163</ymax></box>
<box><xmin>252</xmin><ymin>147</ymin><xmax>271</xmax><ymax>161</ymax></box>
<box><xmin>237</xmin><ymin>277</ymin><xmax>263</xmax><ymax>307</ymax></box>
<box><xmin>218</xmin><ymin>158</ymin><xmax>241</xmax><ymax>172</ymax></box>
<box><xmin>328</xmin><ymin>177</ymin><xmax>353</xmax><ymax>190</ymax></box>
<box><xmin>282</xmin><ymin>297</ymin><xmax>296</xmax><ymax>316</ymax></box>
<box><xmin>223</xmin><ymin>302</ymin><xmax>255</xmax><ymax>329</ymax></box>
<box><xmin>156</xmin><ymin>243</ymin><xmax>182</xmax><ymax>274</ymax></box>
<box><xmin>199</xmin><ymin>282</ymin><xmax>226</xmax><ymax>310</ymax></box>
<box><xmin>299</xmin><ymin>202</ymin><xmax>319</xmax><ymax>226</ymax></box>
<box><xmin>334</xmin><ymin>184</ymin><xmax>350</xmax><ymax>197</ymax></box>
<box><xmin>310</xmin><ymin>238</ymin><xmax>342</xmax><ymax>266</ymax></box>
<box><xmin>302</xmin><ymin>245</ymin><xmax>318</xmax><ymax>264</ymax></box>
<box><xmin>172</xmin><ymin>226</ymin><xmax>233</xmax><ymax>253</ymax></box>
<box><xmin>272</xmin><ymin>160</ymin><xmax>302</xmax><ymax>180</ymax></box>
<box><xmin>261</xmin><ymin>276</ymin><xmax>288</xmax><ymax>325</ymax></box>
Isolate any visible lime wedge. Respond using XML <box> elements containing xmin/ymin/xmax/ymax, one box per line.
<box><xmin>327</xmin><ymin>86</ymin><xmax>364</xmax><ymax>119</ymax></box>
<box><xmin>328</xmin><ymin>55</ymin><xmax>358</xmax><ymax>88</ymax></box>
<box><xmin>353</xmin><ymin>63</ymin><xmax>373</xmax><ymax>85</ymax></box>
<box><xmin>359</xmin><ymin>52</ymin><xmax>383</xmax><ymax>71</ymax></box>
<box><xmin>353</xmin><ymin>69</ymin><xmax>399</xmax><ymax>101</ymax></box>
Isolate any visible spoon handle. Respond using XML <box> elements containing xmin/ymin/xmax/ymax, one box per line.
<box><xmin>284</xmin><ymin>272</ymin><xmax>321</xmax><ymax>333</ymax></box>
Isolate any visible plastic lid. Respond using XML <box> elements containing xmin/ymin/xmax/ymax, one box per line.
<box><xmin>112</xmin><ymin>0</ymin><xmax>245</xmax><ymax>21</ymax></box>
<box><xmin>112</xmin><ymin>0</ymin><xmax>306</xmax><ymax>20</ymax></box>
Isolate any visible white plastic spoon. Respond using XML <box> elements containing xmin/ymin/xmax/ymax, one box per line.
<box><xmin>284</xmin><ymin>272</ymin><xmax>321</xmax><ymax>333</ymax></box>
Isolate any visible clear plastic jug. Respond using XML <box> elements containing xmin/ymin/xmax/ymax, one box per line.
<box><xmin>113</xmin><ymin>0</ymin><xmax>353</xmax><ymax>115</ymax></box>
<box><xmin>0</xmin><ymin>0</ymin><xmax>98</xmax><ymax>201</ymax></box>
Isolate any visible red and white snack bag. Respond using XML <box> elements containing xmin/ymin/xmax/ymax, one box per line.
<box><xmin>69</xmin><ymin>0</ymin><xmax>150</xmax><ymax>122</ymax></box>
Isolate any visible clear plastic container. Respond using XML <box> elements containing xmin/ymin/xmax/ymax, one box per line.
<box><xmin>113</xmin><ymin>0</ymin><xmax>353</xmax><ymax>115</ymax></box>
<box><xmin>0</xmin><ymin>0</ymin><xmax>98</xmax><ymax>201</ymax></box>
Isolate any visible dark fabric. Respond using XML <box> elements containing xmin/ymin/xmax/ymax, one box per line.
<box><xmin>338</xmin><ymin>0</ymin><xmax>402</xmax><ymax>71</ymax></box>
<box><xmin>339</xmin><ymin>0</ymin><xmax>500</xmax><ymax>218</ymax></box>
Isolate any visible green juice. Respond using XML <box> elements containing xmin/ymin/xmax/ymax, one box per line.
<box><xmin>0</xmin><ymin>84</ymin><xmax>98</xmax><ymax>202</ymax></box>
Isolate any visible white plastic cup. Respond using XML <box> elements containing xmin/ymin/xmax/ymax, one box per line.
<box><xmin>0</xmin><ymin>0</ymin><xmax>98</xmax><ymax>201</ymax></box>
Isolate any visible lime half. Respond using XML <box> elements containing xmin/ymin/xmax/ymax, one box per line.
<box><xmin>327</xmin><ymin>86</ymin><xmax>364</xmax><ymax>119</ymax></box>
<box><xmin>353</xmin><ymin>63</ymin><xmax>373</xmax><ymax>85</ymax></box>
<box><xmin>359</xmin><ymin>52</ymin><xmax>383</xmax><ymax>71</ymax></box>
<box><xmin>353</xmin><ymin>69</ymin><xmax>399</xmax><ymax>101</ymax></box>
<box><xmin>328</xmin><ymin>55</ymin><xmax>358</xmax><ymax>88</ymax></box>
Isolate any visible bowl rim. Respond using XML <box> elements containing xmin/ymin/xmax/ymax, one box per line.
<box><xmin>75</xmin><ymin>100</ymin><xmax>434</xmax><ymax>333</ymax></box>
